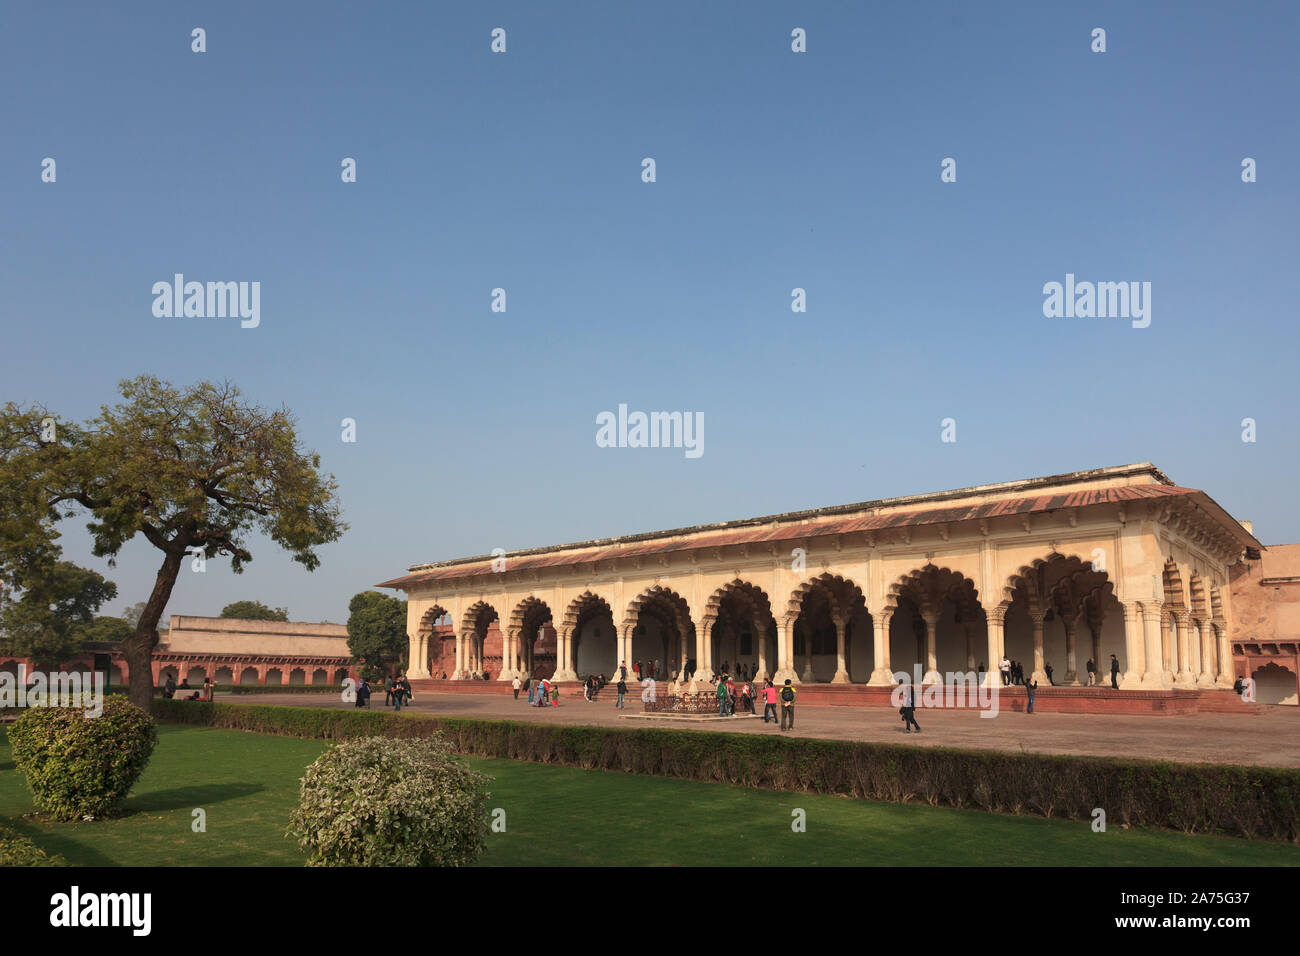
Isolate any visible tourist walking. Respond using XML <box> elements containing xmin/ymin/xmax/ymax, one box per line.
<box><xmin>641</xmin><ymin>676</ymin><xmax>657</xmax><ymax>704</ymax></box>
<box><xmin>762</xmin><ymin>679</ymin><xmax>778</xmax><ymax>723</ymax></box>
<box><xmin>357</xmin><ymin>678</ymin><xmax>371</xmax><ymax>709</ymax></box>
<box><xmin>1025</xmin><ymin>678</ymin><xmax>1038</xmax><ymax>714</ymax></box>
<box><xmin>1086</xmin><ymin>657</ymin><xmax>1096</xmax><ymax>686</ymax></box>
<box><xmin>999</xmin><ymin>656</ymin><xmax>1011</xmax><ymax>686</ymax></box>
<box><xmin>202</xmin><ymin>676</ymin><xmax>214</xmax><ymax>701</ymax></box>
<box><xmin>900</xmin><ymin>682</ymin><xmax>921</xmax><ymax>734</ymax></box>
<box><xmin>512</xmin><ymin>675</ymin><xmax>521</xmax><ymax>699</ymax></box>
<box><xmin>383</xmin><ymin>675</ymin><xmax>394</xmax><ymax>706</ymax></box>
<box><xmin>741</xmin><ymin>681</ymin><xmax>753</xmax><ymax>714</ymax></box>
<box><xmin>526</xmin><ymin>676</ymin><xmax>535</xmax><ymax>704</ymax></box>
<box><xmin>615</xmin><ymin>677</ymin><xmax>628</xmax><ymax>709</ymax></box>
<box><xmin>716</xmin><ymin>677</ymin><xmax>729</xmax><ymax>716</ymax></box>
<box><xmin>779</xmin><ymin>679</ymin><xmax>797</xmax><ymax>730</ymax></box>
<box><xmin>1110</xmin><ymin>654</ymin><xmax>1120</xmax><ymax>690</ymax></box>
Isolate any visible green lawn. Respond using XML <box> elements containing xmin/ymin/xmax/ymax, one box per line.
<box><xmin>2</xmin><ymin>723</ymin><xmax>1297</xmax><ymax>866</ymax></box>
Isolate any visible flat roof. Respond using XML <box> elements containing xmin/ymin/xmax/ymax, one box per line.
<box><xmin>378</xmin><ymin>463</ymin><xmax>1261</xmax><ymax>590</ymax></box>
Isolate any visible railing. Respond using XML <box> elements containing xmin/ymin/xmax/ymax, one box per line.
<box><xmin>642</xmin><ymin>693</ymin><xmax>726</xmax><ymax>715</ymax></box>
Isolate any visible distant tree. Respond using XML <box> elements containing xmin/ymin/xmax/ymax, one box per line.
<box><xmin>0</xmin><ymin>562</ymin><xmax>117</xmax><ymax>669</ymax></box>
<box><xmin>79</xmin><ymin>615</ymin><xmax>134</xmax><ymax>645</ymax></box>
<box><xmin>121</xmin><ymin>601</ymin><xmax>167</xmax><ymax>637</ymax></box>
<box><xmin>220</xmin><ymin>600</ymin><xmax>289</xmax><ymax>622</ymax></box>
<box><xmin>0</xmin><ymin>376</ymin><xmax>346</xmax><ymax>711</ymax></box>
<box><xmin>346</xmin><ymin>591</ymin><xmax>408</xmax><ymax>677</ymax></box>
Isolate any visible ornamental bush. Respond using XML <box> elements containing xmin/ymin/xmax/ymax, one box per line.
<box><xmin>287</xmin><ymin>734</ymin><xmax>490</xmax><ymax>866</ymax></box>
<box><xmin>8</xmin><ymin>696</ymin><xmax>157</xmax><ymax>822</ymax></box>
<box><xmin>0</xmin><ymin>818</ymin><xmax>69</xmax><ymax>866</ymax></box>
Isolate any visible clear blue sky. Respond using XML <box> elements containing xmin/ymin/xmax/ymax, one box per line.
<box><xmin>2</xmin><ymin>1</ymin><xmax>1296</xmax><ymax>623</ymax></box>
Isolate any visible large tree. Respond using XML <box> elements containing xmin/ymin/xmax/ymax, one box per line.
<box><xmin>0</xmin><ymin>561</ymin><xmax>117</xmax><ymax>669</ymax></box>
<box><xmin>220</xmin><ymin>600</ymin><xmax>289</xmax><ymax>621</ymax></box>
<box><xmin>346</xmin><ymin>590</ymin><xmax>408</xmax><ymax>679</ymax></box>
<box><xmin>0</xmin><ymin>376</ymin><xmax>346</xmax><ymax>710</ymax></box>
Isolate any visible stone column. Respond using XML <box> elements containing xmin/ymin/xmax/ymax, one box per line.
<box><xmin>687</xmin><ymin>620</ymin><xmax>711</xmax><ymax>691</ymax></box>
<box><xmin>452</xmin><ymin>632</ymin><xmax>464</xmax><ymax>679</ymax></box>
<box><xmin>1062</xmin><ymin>616</ymin><xmax>1078</xmax><ymax>684</ymax></box>
<box><xmin>1029</xmin><ymin>611</ymin><xmax>1048</xmax><ymax>683</ymax></box>
<box><xmin>869</xmin><ymin>612</ymin><xmax>893</xmax><ymax>686</ymax></box>
<box><xmin>774</xmin><ymin>619</ymin><xmax>799</xmax><ymax>684</ymax></box>
<box><xmin>799</xmin><ymin>623</ymin><xmax>815</xmax><ymax>683</ymax></box>
<box><xmin>1188</xmin><ymin>619</ymin><xmax>1201</xmax><ymax>684</ymax></box>
<box><xmin>831</xmin><ymin>616</ymin><xmax>850</xmax><ymax>684</ymax></box>
<box><xmin>1120</xmin><ymin>604</ymin><xmax>1144</xmax><ymax>689</ymax></box>
<box><xmin>983</xmin><ymin>610</ymin><xmax>1003</xmax><ymax>687</ymax></box>
<box><xmin>554</xmin><ymin>626</ymin><xmax>578</xmax><ymax>681</ymax></box>
<box><xmin>922</xmin><ymin>612</ymin><xmax>940</xmax><ymax>682</ymax></box>
<box><xmin>756</xmin><ymin>623</ymin><xmax>769</xmax><ymax>680</ymax></box>
<box><xmin>1214</xmin><ymin>620</ymin><xmax>1234</xmax><ymax>689</ymax></box>
<box><xmin>1174</xmin><ymin>614</ymin><xmax>1194</xmax><ymax>687</ymax></box>
<box><xmin>497</xmin><ymin>629</ymin><xmax>516</xmax><ymax>681</ymax></box>
<box><xmin>1196</xmin><ymin>620</ymin><xmax>1215</xmax><ymax>687</ymax></box>
<box><xmin>1090</xmin><ymin>623</ymin><xmax>1102</xmax><ymax>685</ymax></box>
<box><xmin>408</xmin><ymin>632</ymin><xmax>425</xmax><ymax>679</ymax></box>
<box><xmin>1140</xmin><ymin>604</ymin><xmax>1171</xmax><ymax>689</ymax></box>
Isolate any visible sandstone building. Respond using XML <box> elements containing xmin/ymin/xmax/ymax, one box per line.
<box><xmin>380</xmin><ymin>464</ymin><xmax>1264</xmax><ymax>697</ymax></box>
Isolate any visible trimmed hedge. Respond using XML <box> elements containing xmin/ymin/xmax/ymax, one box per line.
<box><xmin>157</xmin><ymin>684</ymin><xmax>341</xmax><ymax>697</ymax></box>
<box><xmin>0</xmin><ymin>818</ymin><xmax>69</xmax><ymax>867</ymax></box>
<box><xmin>152</xmin><ymin>700</ymin><xmax>1300</xmax><ymax>844</ymax></box>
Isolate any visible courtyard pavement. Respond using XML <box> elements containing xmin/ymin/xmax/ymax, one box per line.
<box><xmin>219</xmin><ymin>690</ymin><xmax>1300</xmax><ymax>769</ymax></box>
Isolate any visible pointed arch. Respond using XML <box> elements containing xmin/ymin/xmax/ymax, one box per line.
<box><xmin>460</xmin><ymin>601</ymin><xmax>499</xmax><ymax>636</ymax></box>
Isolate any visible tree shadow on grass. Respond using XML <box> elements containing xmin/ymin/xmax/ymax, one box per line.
<box><xmin>0</xmin><ymin>760</ymin><xmax>14</xmax><ymax>772</ymax></box>
<box><xmin>126</xmin><ymin>782</ymin><xmax>265</xmax><ymax>812</ymax></box>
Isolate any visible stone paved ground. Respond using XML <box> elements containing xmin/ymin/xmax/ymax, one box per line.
<box><xmin>221</xmin><ymin>690</ymin><xmax>1300</xmax><ymax>769</ymax></box>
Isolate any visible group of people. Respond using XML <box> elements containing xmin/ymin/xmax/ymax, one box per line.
<box><xmin>1000</xmin><ymin>654</ymin><xmax>1122</xmax><ymax>690</ymax></box>
<box><xmin>160</xmin><ymin>674</ymin><xmax>214</xmax><ymax>701</ymax></box>
<box><xmin>348</xmin><ymin>673</ymin><xmax>414</xmax><ymax>710</ymax></box>
<box><xmin>701</xmin><ymin>672</ymin><xmax>799</xmax><ymax>730</ymax></box>
<box><xmin>510</xmin><ymin>674</ymin><xmax>561</xmax><ymax>707</ymax></box>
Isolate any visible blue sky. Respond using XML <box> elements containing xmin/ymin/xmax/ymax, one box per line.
<box><xmin>1</xmin><ymin>1</ymin><xmax>1296</xmax><ymax>623</ymax></box>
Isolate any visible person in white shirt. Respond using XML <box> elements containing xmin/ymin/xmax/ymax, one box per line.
<box><xmin>999</xmin><ymin>656</ymin><xmax>1012</xmax><ymax>686</ymax></box>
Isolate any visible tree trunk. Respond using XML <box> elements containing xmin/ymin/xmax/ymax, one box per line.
<box><xmin>122</xmin><ymin>549</ymin><xmax>185</xmax><ymax>712</ymax></box>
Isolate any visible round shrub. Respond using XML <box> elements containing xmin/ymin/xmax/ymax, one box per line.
<box><xmin>287</xmin><ymin>733</ymin><xmax>490</xmax><ymax>866</ymax></box>
<box><xmin>8</xmin><ymin>695</ymin><xmax>157</xmax><ymax>822</ymax></box>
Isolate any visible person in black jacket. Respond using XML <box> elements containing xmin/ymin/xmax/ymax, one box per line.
<box><xmin>900</xmin><ymin>682</ymin><xmax>921</xmax><ymax>733</ymax></box>
<box><xmin>1109</xmin><ymin>654</ymin><xmax>1120</xmax><ymax>689</ymax></box>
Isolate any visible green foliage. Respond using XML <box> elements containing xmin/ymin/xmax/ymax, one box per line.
<box><xmin>0</xmin><ymin>818</ymin><xmax>69</xmax><ymax>866</ymax></box>
<box><xmin>0</xmin><ymin>376</ymin><xmax>347</xmax><ymax>709</ymax></box>
<box><xmin>287</xmin><ymin>734</ymin><xmax>489</xmax><ymax>866</ymax></box>
<box><xmin>220</xmin><ymin>600</ymin><xmax>289</xmax><ymax>621</ymax></box>
<box><xmin>8</xmin><ymin>696</ymin><xmax>158</xmax><ymax>821</ymax></box>
<box><xmin>0</xmin><ymin>562</ymin><xmax>117</xmax><ymax>668</ymax></box>
<box><xmin>345</xmin><ymin>590</ymin><xmax>407</xmax><ymax>674</ymax></box>
<box><xmin>78</xmin><ymin>615</ymin><xmax>133</xmax><ymax>645</ymax></box>
<box><xmin>156</xmin><ymin>700</ymin><xmax>1300</xmax><ymax>844</ymax></box>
